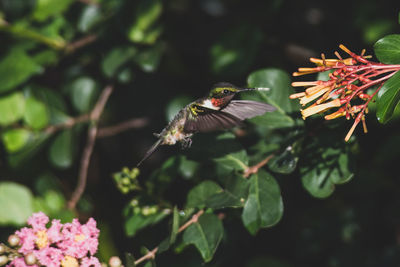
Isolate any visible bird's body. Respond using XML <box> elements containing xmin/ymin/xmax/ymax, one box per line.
<box><xmin>137</xmin><ymin>83</ymin><xmax>276</xmax><ymax>166</ymax></box>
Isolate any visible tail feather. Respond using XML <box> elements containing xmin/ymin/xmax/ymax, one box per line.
<box><xmin>137</xmin><ymin>138</ymin><xmax>163</xmax><ymax>167</ymax></box>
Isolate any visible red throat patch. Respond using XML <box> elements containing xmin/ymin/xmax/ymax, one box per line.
<box><xmin>211</xmin><ymin>97</ymin><xmax>225</xmax><ymax>107</ymax></box>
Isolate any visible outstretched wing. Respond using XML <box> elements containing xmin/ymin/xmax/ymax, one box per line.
<box><xmin>184</xmin><ymin>103</ymin><xmax>243</xmax><ymax>133</ymax></box>
<box><xmin>220</xmin><ymin>100</ymin><xmax>276</xmax><ymax>120</ymax></box>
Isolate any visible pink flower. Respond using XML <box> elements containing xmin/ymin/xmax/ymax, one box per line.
<box><xmin>6</xmin><ymin>257</ymin><xmax>38</xmax><ymax>267</ymax></box>
<box><xmin>34</xmin><ymin>247</ymin><xmax>63</xmax><ymax>267</ymax></box>
<box><xmin>47</xmin><ymin>219</ymin><xmax>63</xmax><ymax>243</ymax></box>
<box><xmin>15</xmin><ymin>227</ymin><xmax>36</xmax><ymax>254</ymax></box>
<box><xmin>58</xmin><ymin>218</ymin><xmax>100</xmax><ymax>258</ymax></box>
<box><xmin>80</xmin><ymin>256</ymin><xmax>101</xmax><ymax>267</ymax></box>
<box><xmin>27</xmin><ymin>212</ymin><xmax>49</xmax><ymax>231</ymax></box>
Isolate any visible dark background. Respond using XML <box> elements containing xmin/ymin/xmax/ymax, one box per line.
<box><xmin>1</xmin><ymin>0</ymin><xmax>400</xmax><ymax>266</ymax></box>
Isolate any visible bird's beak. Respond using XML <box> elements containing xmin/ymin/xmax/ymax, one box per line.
<box><xmin>239</xmin><ymin>87</ymin><xmax>270</xmax><ymax>92</ymax></box>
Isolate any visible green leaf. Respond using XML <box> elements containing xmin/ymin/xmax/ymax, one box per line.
<box><xmin>247</xmin><ymin>68</ymin><xmax>298</xmax><ymax>113</ymax></box>
<box><xmin>300</xmin><ymin>148</ymin><xmax>354</xmax><ymax>198</ymax></box>
<box><xmin>0</xmin><ymin>92</ymin><xmax>25</xmax><ymax>126</ymax></box>
<box><xmin>206</xmin><ymin>177</ymin><xmax>248</xmax><ymax>209</ymax></box>
<box><xmin>68</xmin><ymin>77</ymin><xmax>99</xmax><ymax>113</ymax></box>
<box><xmin>128</xmin><ymin>0</ymin><xmax>162</xmax><ymax>44</ymax></box>
<box><xmin>241</xmin><ymin>170</ymin><xmax>283</xmax><ymax>235</ymax></box>
<box><xmin>33</xmin><ymin>0</ymin><xmax>75</xmax><ymax>21</ymax></box>
<box><xmin>268</xmin><ymin>147</ymin><xmax>298</xmax><ymax>174</ymax></box>
<box><xmin>186</xmin><ymin>181</ymin><xmax>223</xmax><ymax>209</ymax></box>
<box><xmin>182</xmin><ymin>213</ymin><xmax>223</xmax><ymax>262</ymax></box>
<box><xmin>0</xmin><ymin>49</ymin><xmax>42</xmax><ymax>93</ymax></box>
<box><xmin>374</xmin><ymin>34</ymin><xmax>400</xmax><ymax>64</ymax></box>
<box><xmin>133</xmin><ymin>44</ymin><xmax>164</xmax><ymax>72</ymax></box>
<box><xmin>376</xmin><ymin>70</ymin><xmax>400</xmax><ymax>123</ymax></box>
<box><xmin>48</xmin><ymin>130</ymin><xmax>75</xmax><ymax>169</ymax></box>
<box><xmin>102</xmin><ymin>47</ymin><xmax>137</xmax><ymax>78</ymax></box>
<box><xmin>125</xmin><ymin>211</ymin><xmax>168</xmax><ymax>237</ymax></box>
<box><xmin>210</xmin><ymin>25</ymin><xmax>263</xmax><ymax>77</ymax></box>
<box><xmin>78</xmin><ymin>5</ymin><xmax>102</xmax><ymax>33</ymax></box>
<box><xmin>7</xmin><ymin>132</ymin><xmax>49</xmax><ymax>168</ymax></box>
<box><xmin>158</xmin><ymin>206</ymin><xmax>180</xmax><ymax>253</ymax></box>
<box><xmin>0</xmin><ymin>182</ymin><xmax>34</xmax><ymax>226</ymax></box>
<box><xmin>23</xmin><ymin>97</ymin><xmax>49</xmax><ymax>130</ymax></box>
<box><xmin>246</xmin><ymin>68</ymin><xmax>298</xmax><ymax>128</ymax></box>
<box><xmin>2</xmin><ymin>129</ymin><xmax>31</xmax><ymax>153</ymax></box>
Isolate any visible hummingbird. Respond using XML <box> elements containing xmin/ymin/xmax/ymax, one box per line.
<box><xmin>137</xmin><ymin>82</ymin><xmax>276</xmax><ymax>166</ymax></box>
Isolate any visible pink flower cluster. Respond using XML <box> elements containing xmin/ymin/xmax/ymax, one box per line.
<box><xmin>7</xmin><ymin>212</ymin><xmax>101</xmax><ymax>267</ymax></box>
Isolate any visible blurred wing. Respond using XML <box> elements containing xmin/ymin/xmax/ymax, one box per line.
<box><xmin>221</xmin><ymin>100</ymin><xmax>276</xmax><ymax>120</ymax></box>
<box><xmin>184</xmin><ymin>110</ymin><xmax>243</xmax><ymax>133</ymax></box>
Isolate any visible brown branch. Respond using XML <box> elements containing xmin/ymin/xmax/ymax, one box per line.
<box><xmin>67</xmin><ymin>85</ymin><xmax>113</xmax><ymax>210</ymax></box>
<box><xmin>134</xmin><ymin>209</ymin><xmax>205</xmax><ymax>266</ymax></box>
<box><xmin>44</xmin><ymin>114</ymin><xmax>90</xmax><ymax>135</ymax></box>
<box><xmin>65</xmin><ymin>34</ymin><xmax>97</xmax><ymax>53</ymax></box>
<box><xmin>97</xmin><ymin>117</ymin><xmax>149</xmax><ymax>138</ymax></box>
<box><xmin>243</xmin><ymin>154</ymin><xmax>275</xmax><ymax>178</ymax></box>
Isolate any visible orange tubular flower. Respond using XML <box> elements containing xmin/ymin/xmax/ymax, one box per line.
<box><xmin>290</xmin><ymin>44</ymin><xmax>400</xmax><ymax>141</ymax></box>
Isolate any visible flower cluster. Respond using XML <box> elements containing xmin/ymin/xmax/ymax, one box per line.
<box><xmin>290</xmin><ymin>44</ymin><xmax>400</xmax><ymax>141</ymax></box>
<box><xmin>6</xmin><ymin>212</ymin><xmax>100</xmax><ymax>267</ymax></box>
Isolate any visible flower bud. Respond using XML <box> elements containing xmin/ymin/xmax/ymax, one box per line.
<box><xmin>109</xmin><ymin>256</ymin><xmax>122</xmax><ymax>267</ymax></box>
<box><xmin>0</xmin><ymin>244</ymin><xmax>5</xmax><ymax>255</ymax></box>
<box><xmin>7</xmin><ymin>235</ymin><xmax>20</xmax><ymax>247</ymax></box>
<box><xmin>24</xmin><ymin>253</ymin><xmax>36</xmax><ymax>266</ymax></box>
<box><xmin>0</xmin><ymin>255</ymin><xmax>8</xmax><ymax>266</ymax></box>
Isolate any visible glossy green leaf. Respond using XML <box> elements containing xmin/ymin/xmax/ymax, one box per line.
<box><xmin>33</xmin><ymin>0</ymin><xmax>75</xmax><ymax>21</ymax></box>
<box><xmin>0</xmin><ymin>49</ymin><xmax>42</xmax><ymax>93</ymax></box>
<box><xmin>125</xmin><ymin>211</ymin><xmax>168</xmax><ymax>237</ymax></box>
<box><xmin>241</xmin><ymin>170</ymin><xmax>283</xmax><ymax>235</ymax></box>
<box><xmin>0</xmin><ymin>182</ymin><xmax>34</xmax><ymax>226</ymax></box>
<box><xmin>128</xmin><ymin>0</ymin><xmax>162</xmax><ymax>44</ymax></box>
<box><xmin>69</xmin><ymin>77</ymin><xmax>99</xmax><ymax>113</ymax></box>
<box><xmin>376</xmin><ymin>70</ymin><xmax>400</xmax><ymax>123</ymax></box>
<box><xmin>23</xmin><ymin>97</ymin><xmax>49</xmax><ymax>130</ymax></box>
<box><xmin>102</xmin><ymin>47</ymin><xmax>137</xmax><ymax>78</ymax></box>
<box><xmin>48</xmin><ymin>130</ymin><xmax>75</xmax><ymax>169</ymax></box>
<box><xmin>182</xmin><ymin>213</ymin><xmax>223</xmax><ymax>262</ymax></box>
<box><xmin>78</xmin><ymin>5</ymin><xmax>102</xmax><ymax>32</ymax></box>
<box><xmin>0</xmin><ymin>92</ymin><xmax>25</xmax><ymax>126</ymax></box>
<box><xmin>300</xmin><ymin>148</ymin><xmax>354</xmax><ymax>198</ymax></box>
<box><xmin>268</xmin><ymin>147</ymin><xmax>298</xmax><ymax>174</ymax></box>
<box><xmin>205</xmin><ymin>174</ymin><xmax>249</xmax><ymax>209</ymax></box>
<box><xmin>374</xmin><ymin>34</ymin><xmax>400</xmax><ymax>64</ymax></box>
<box><xmin>2</xmin><ymin>129</ymin><xmax>31</xmax><ymax>153</ymax></box>
<box><xmin>210</xmin><ymin>25</ymin><xmax>263</xmax><ymax>76</ymax></box>
<box><xmin>186</xmin><ymin>181</ymin><xmax>223</xmax><ymax>209</ymax></box>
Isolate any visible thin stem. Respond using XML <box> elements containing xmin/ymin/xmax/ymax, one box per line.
<box><xmin>97</xmin><ymin>117</ymin><xmax>149</xmax><ymax>138</ymax></box>
<box><xmin>134</xmin><ymin>209</ymin><xmax>205</xmax><ymax>266</ymax></box>
<box><xmin>243</xmin><ymin>154</ymin><xmax>275</xmax><ymax>178</ymax></box>
<box><xmin>67</xmin><ymin>85</ymin><xmax>113</xmax><ymax>210</ymax></box>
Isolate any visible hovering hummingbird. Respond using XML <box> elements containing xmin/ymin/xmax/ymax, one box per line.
<box><xmin>137</xmin><ymin>82</ymin><xmax>276</xmax><ymax>166</ymax></box>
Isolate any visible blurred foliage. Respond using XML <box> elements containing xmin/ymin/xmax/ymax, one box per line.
<box><xmin>0</xmin><ymin>0</ymin><xmax>400</xmax><ymax>266</ymax></box>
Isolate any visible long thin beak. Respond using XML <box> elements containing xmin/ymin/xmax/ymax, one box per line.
<box><xmin>239</xmin><ymin>87</ymin><xmax>270</xmax><ymax>92</ymax></box>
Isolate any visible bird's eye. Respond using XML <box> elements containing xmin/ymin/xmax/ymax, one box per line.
<box><xmin>223</xmin><ymin>89</ymin><xmax>229</xmax><ymax>94</ymax></box>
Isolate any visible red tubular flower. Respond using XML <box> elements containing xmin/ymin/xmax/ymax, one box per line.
<box><xmin>290</xmin><ymin>44</ymin><xmax>400</xmax><ymax>141</ymax></box>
